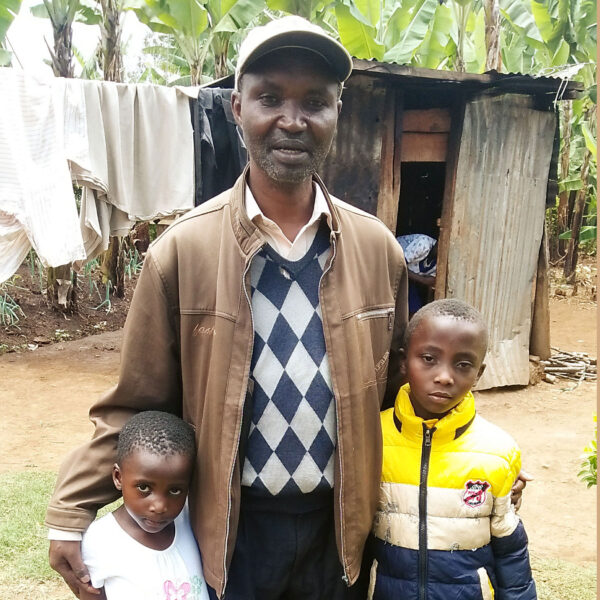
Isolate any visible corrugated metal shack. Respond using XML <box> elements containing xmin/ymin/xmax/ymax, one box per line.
<box><xmin>320</xmin><ymin>60</ymin><xmax>581</xmax><ymax>390</ymax></box>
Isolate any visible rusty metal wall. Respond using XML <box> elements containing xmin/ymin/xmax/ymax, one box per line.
<box><xmin>320</xmin><ymin>75</ymin><xmax>388</xmax><ymax>215</ymax></box>
<box><xmin>446</xmin><ymin>94</ymin><xmax>556</xmax><ymax>390</ymax></box>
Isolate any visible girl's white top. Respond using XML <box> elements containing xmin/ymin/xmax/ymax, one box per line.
<box><xmin>82</xmin><ymin>504</ymin><xmax>209</xmax><ymax>600</ymax></box>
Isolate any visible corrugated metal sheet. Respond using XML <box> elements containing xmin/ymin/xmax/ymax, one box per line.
<box><xmin>446</xmin><ymin>95</ymin><xmax>556</xmax><ymax>390</ymax></box>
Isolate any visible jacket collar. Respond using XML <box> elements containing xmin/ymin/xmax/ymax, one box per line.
<box><xmin>228</xmin><ymin>165</ymin><xmax>342</xmax><ymax>259</ymax></box>
<box><xmin>393</xmin><ymin>383</ymin><xmax>476</xmax><ymax>444</ymax></box>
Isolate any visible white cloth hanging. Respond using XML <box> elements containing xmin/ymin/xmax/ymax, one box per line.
<box><xmin>65</xmin><ymin>79</ymin><xmax>195</xmax><ymax>265</ymax></box>
<box><xmin>0</xmin><ymin>69</ymin><xmax>86</xmax><ymax>282</ymax></box>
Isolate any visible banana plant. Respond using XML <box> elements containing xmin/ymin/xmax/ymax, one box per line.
<box><xmin>128</xmin><ymin>0</ymin><xmax>265</xmax><ymax>84</ymax></box>
<box><xmin>31</xmin><ymin>0</ymin><xmax>101</xmax><ymax>77</ymax></box>
<box><xmin>0</xmin><ymin>0</ymin><xmax>22</xmax><ymax>66</ymax></box>
<box><xmin>499</xmin><ymin>0</ymin><xmax>597</xmax><ymax>268</ymax></box>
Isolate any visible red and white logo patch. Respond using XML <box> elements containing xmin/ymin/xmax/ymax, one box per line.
<box><xmin>462</xmin><ymin>480</ymin><xmax>490</xmax><ymax>507</ymax></box>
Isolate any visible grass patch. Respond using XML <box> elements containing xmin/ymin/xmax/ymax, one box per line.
<box><xmin>0</xmin><ymin>471</ymin><xmax>596</xmax><ymax>599</ymax></box>
<box><xmin>0</xmin><ymin>471</ymin><xmax>57</xmax><ymax>582</ymax></box>
<box><xmin>0</xmin><ymin>471</ymin><xmax>121</xmax><ymax>597</ymax></box>
<box><xmin>532</xmin><ymin>554</ymin><xmax>597</xmax><ymax>600</ymax></box>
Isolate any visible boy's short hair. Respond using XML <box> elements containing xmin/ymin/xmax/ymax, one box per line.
<box><xmin>404</xmin><ymin>299</ymin><xmax>488</xmax><ymax>352</ymax></box>
<box><xmin>116</xmin><ymin>411</ymin><xmax>196</xmax><ymax>464</ymax></box>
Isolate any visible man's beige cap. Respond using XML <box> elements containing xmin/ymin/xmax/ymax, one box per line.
<box><xmin>235</xmin><ymin>16</ymin><xmax>353</xmax><ymax>89</ymax></box>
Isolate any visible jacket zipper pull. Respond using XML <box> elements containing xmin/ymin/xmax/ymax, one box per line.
<box><xmin>388</xmin><ymin>310</ymin><xmax>393</xmax><ymax>331</ymax></box>
<box><xmin>424</xmin><ymin>426</ymin><xmax>432</xmax><ymax>447</ymax></box>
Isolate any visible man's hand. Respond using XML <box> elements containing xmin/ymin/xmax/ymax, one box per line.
<box><xmin>511</xmin><ymin>469</ymin><xmax>534</xmax><ymax>511</ymax></box>
<box><xmin>49</xmin><ymin>540</ymin><xmax>100</xmax><ymax>597</ymax></box>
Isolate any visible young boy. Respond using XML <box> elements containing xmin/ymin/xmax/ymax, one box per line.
<box><xmin>80</xmin><ymin>411</ymin><xmax>209</xmax><ymax>600</ymax></box>
<box><xmin>369</xmin><ymin>299</ymin><xmax>537</xmax><ymax>600</ymax></box>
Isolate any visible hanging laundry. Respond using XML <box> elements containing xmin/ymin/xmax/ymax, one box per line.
<box><xmin>0</xmin><ymin>69</ymin><xmax>86</xmax><ymax>283</ymax></box>
<box><xmin>191</xmin><ymin>87</ymin><xmax>247</xmax><ymax>206</ymax></box>
<box><xmin>65</xmin><ymin>79</ymin><xmax>195</xmax><ymax>264</ymax></box>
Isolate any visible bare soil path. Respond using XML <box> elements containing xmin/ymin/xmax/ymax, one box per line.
<box><xmin>0</xmin><ymin>298</ymin><xmax>596</xmax><ymax>571</ymax></box>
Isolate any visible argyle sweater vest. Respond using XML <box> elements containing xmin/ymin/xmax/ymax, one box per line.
<box><xmin>241</xmin><ymin>223</ymin><xmax>336</xmax><ymax>498</ymax></box>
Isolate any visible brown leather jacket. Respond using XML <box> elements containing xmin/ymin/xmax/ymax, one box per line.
<box><xmin>45</xmin><ymin>171</ymin><xmax>408</xmax><ymax>596</ymax></box>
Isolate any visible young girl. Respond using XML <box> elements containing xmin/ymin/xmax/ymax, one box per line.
<box><xmin>80</xmin><ymin>411</ymin><xmax>209</xmax><ymax>600</ymax></box>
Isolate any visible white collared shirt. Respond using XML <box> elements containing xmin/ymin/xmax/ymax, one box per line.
<box><xmin>245</xmin><ymin>184</ymin><xmax>332</xmax><ymax>261</ymax></box>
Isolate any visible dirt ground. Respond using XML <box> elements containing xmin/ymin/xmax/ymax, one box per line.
<box><xmin>0</xmin><ymin>292</ymin><xmax>597</xmax><ymax>577</ymax></box>
<box><xmin>0</xmin><ymin>262</ymin><xmax>137</xmax><ymax>353</ymax></box>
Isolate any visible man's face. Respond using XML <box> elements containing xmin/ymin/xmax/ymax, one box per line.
<box><xmin>232</xmin><ymin>49</ymin><xmax>342</xmax><ymax>186</ymax></box>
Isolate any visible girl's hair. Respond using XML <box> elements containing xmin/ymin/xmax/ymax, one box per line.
<box><xmin>116</xmin><ymin>411</ymin><xmax>196</xmax><ymax>464</ymax></box>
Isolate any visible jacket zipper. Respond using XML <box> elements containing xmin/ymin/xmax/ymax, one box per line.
<box><xmin>356</xmin><ymin>307</ymin><xmax>394</xmax><ymax>330</ymax></box>
<box><xmin>319</xmin><ymin>232</ymin><xmax>350</xmax><ymax>585</ymax></box>
<box><xmin>221</xmin><ymin>246</ymin><xmax>262</xmax><ymax>598</ymax></box>
<box><xmin>418</xmin><ymin>424</ymin><xmax>435</xmax><ymax>600</ymax></box>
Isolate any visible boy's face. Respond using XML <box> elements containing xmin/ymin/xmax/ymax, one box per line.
<box><xmin>113</xmin><ymin>450</ymin><xmax>193</xmax><ymax>535</ymax></box>
<box><xmin>404</xmin><ymin>314</ymin><xmax>486</xmax><ymax>421</ymax></box>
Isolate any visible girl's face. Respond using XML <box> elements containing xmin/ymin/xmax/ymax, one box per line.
<box><xmin>113</xmin><ymin>450</ymin><xmax>193</xmax><ymax>535</ymax></box>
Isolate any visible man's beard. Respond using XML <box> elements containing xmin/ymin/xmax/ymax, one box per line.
<box><xmin>246</xmin><ymin>133</ymin><xmax>334</xmax><ymax>184</ymax></box>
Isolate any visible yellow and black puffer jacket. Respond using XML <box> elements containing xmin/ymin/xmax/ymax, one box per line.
<box><xmin>368</xmin><ymin>384</ymin><xmax>537</xmax><ymax>600</ymax></box>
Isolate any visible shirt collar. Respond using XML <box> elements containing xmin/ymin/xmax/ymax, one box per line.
<box><xmin>245</xmin><ymin>182</ymin><xmax>332</xmax><ymax>230</ymax></box>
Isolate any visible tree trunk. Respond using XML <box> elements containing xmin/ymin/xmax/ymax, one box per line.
<box><xmin>49</xmin><ymin>19</ymin><xmax>74</xmax><ymax>78</ymax></box>
<box><xmin>557</xmin><ymin>101</ymin><xmax>572</xmax><ymax>256</ymax></box>
<box><xmin>101</xmin><ymin>236</ymin><xmax>125</xmax><ymax>298</ymax></box>
<box><xmin>213</xmin><ymin>35</ymin><xmax>230</xmax><ymax>80</ymax></box>
<box><xmin>484</xmin><ymin>0</ymin><xmax>501</xmax><ymax>71</ymax></box>
<box><xmin>190</xmin><ymin>60</ymin><xmax>202</xmax><ymax>86</ymax></box>
<box><xmin>563</xmin><ymin>150</ymin><xmax>591</xmax><ymax>283</ymax></box>
<box><xmin>46</xmin><ymin>3</ymin><xmax>76</xmax><ymax>311</ymax></box>
<box><xmin>100</xmin><ymin>0</ymin><xmax>122</xmax><ymax>83</ymax></box>
<box><xmin>46</xmin><ymin>264</ymin><xmax>77</xmax><ymax>312</ymax></box>
<box><xmin>131</xmin><ymin>222</ymin><xmax>150</xmax><ymax>255</ymax></box>
<box><xmin>98</xmin><ymin>0</ymin><xmax>127</xmax><ymax>297</ymax></box>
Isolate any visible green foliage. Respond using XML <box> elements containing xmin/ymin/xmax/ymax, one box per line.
<box><xmin>558</xmin><ymin>226</ymin><xmax>596</xmax><ymax>242</ymax></box>
<box><xmin>0</xmin><ymin>0</ymin><xmax>22</xmax><ymax>64</ymax></box>
<box><xmin>30</xmin><ymin>0</ymin><xmax>101</xmax><ymax>27</ymax></box>
<box><xmin>335</xmin><ymin>2</ymin><xmax>384</xmax><ymax>60</ymax></box>
<box><xmin>0</xmin><ymin>277</ymin><xmax>25</xmax><ymax>327</ymax></box>
<box><xmin>124</xmin><ymin>247</ymin><xmax>144</xmax><ymax>279</ymax></box>
<box><xmin>0</xmin><ymin>0</ymin><xmax>22</xmax><ymax>41</ymax></box>
<box><xmin>578</xmin><ymin>414</ymin><xmax>597</xmax><ymax>488</ymax></box>
<box><xmin>127</xmin><ymin>0</ymin><xmax>266</xmax><ymax>82</ymax></box>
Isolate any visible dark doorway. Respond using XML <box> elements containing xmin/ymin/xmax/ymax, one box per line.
<box><xmin>395</xmin><ymin>162</ymin><xmax>445</xmax><ymax>239</ymax></box>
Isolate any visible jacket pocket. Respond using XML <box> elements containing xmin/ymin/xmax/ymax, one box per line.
<box><xmin>356</xmin><ymin>307</ymin><xmax>395</xmax><ymax>328</ymax></box>
<box><xmin>477</xmin><ymin>567</ymin><xmax>495</xmax><ymax>600</ymax></box>
<box><xmin>343</xmin><ymin>305</ymin><xmax>395</xmax><ymax>388</ymax></box>
<box><xmin>367</xmin><ymin>559</ymin><xmax>379</xmax><ymax>600</ymax></box>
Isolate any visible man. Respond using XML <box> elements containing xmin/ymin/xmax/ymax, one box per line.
<box><xmin>47</xmin><ymin>16</ymin><xmax>408</xmax><ymax>599</ymax></box>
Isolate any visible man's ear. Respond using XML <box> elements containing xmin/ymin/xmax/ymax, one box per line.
<box><xmin>336</xmin><ymin>99</ymin><xmax>342</xmax><ymax>116</ymax></box>
<box><xmin>231</xmin><ymin>90</ymin><xmax>243</xmax><ymax>127</ymax></box>
<box><xmin>112</xmin><ymin>463</ymin><xmax>123</xmax><ymax>491</ymax></box>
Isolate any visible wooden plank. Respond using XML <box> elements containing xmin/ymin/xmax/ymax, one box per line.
<box><xmin>392</xmin><ymin>91</ymin><xmax>404</xmax><ymax>232</ymax></box>
<box><xmin>376</xmin><ymin>87</ymin><xmax>398</xmax><ymax>231</ymax></box>
<box><xmin>403</xmin><ymin>109</ymin><xmax>451</xmax><ymax>133</ymax></box>
<box><xmin>529</xmin><ymin>222</ymin><xmax>551</xmax><ymax>360</ymax></box>
<box><xmin>435</xmin><ymin>97</ymin><xmax>465</xmax><ymax>300</ymax></box>
<box><xmin>320</xmin><ymin>75</ymin><xmax>387</xmax><ymax>215</ymax></box>
<box><xmin>400</xmin><ymin>132</ymin><xmax>447</xmax><ymax>162</ymax></box>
